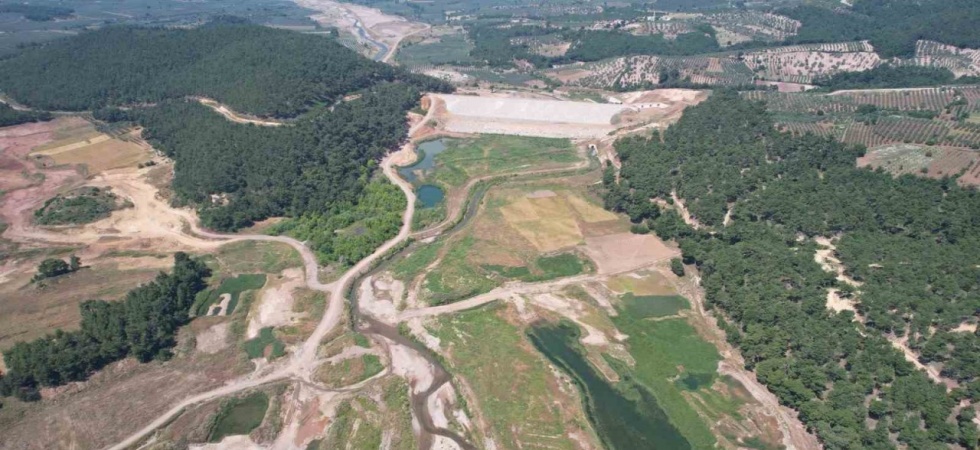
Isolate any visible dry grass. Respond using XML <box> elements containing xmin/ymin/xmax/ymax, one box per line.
<box><xmin>564</xmin><ymin>193</ymin><xmax>618</xmax><ymax>223</ymax></box>
<box><xmin>605</xmin><ymin>270</ymin><xmax>678</xmax><ymax>296</ymax></box>
<box><xmin>0</xmin><ymin>330</ymin><xmax>247</xmax><ymax>450</ymax></box>
<box><xmin>583</xmin><ymin>232</ymin><xmax>678</xmax><ymax>275</ymax></box>
<box><xmin>30</xmin><ymin>127</ymin><xmax>149</xmax><ymax>174</ymax></box>
<box><xmin>499</xmin><ymin>193</ymin><xmax>585</xmax><ymax>252</ymax></box>
<box><xmin>0</xmin><ymin>263</ymin><xmax>161</xmax><ymax>350</ymax></box>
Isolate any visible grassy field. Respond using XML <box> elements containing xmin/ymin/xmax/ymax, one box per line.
<box><xmin>243</xmin><ymin>327</ymin><xmax>285</xmax><ymax>360</ymax></box>
<box><xmin>208</xmin><ymin>391</ymin><xmax>270</xmax><ymax>442</ymax></box>
<box><xmin>315</xmin><ymin>354</ymin><xmax>384</xmax><ymax>389</ymax></box>
<box><xmin>423</xmin><ymin>135</ymin><xmax>580</xmax><ymax>190</ymax></box>
<box><xmin>193</xmin><ymin>274</ymin><xmax>267</xmax><ymax>316</ymax></box>
<box><xmin>433</xmin><ymin>306</ymin><xmax>596</xmax><ymax>450</ymax></box>
<box><xmin>391</xmin><ymin>241</ymin><xmax>444</xmax><ymax>282</ymax></box>
<box><xmin>422</xmin><ymin>236</ymin><xmax>498</xmax><ymax>305</ymax></box>
<box><xmin>396</xmin><ymin>33</ymin><xmax>475</xmax><ymax>67</ymax></box>
<box><xmin>620</xmin><ymin>294</ymin><xmax>690</xmax><ymax>318</ymax></box>
<box><xmin>211</xmin><ymin>241</ymin><xmax>302</xmax><ymax>275</ymax></box>
<box><xmin>0</xmin><ymin>263</ymin><xmax>161</xmax><ymax>350</ymax></box>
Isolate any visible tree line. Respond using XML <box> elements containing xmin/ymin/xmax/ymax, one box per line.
<box><xmin>606</xmin><ymin>90</ymin><xmax>980</xmax><ymax>449</ymax></box>
<box><xmin>0</xmin><ymin>20</ymin><xmax>451</xmax><ymax>118</ymax></box>
<box><xmin>814</xmin><ymin>65</ymin><xmax>980</xmax><ymax>91</ymax></box>
<box><xmin>0</xmin><ymin>102</ymin><xmax>51</xmax><ymax>127</ymax></box>
<box><xmin>0</xmin><ymin>253</ymin><xmax>210</xmax><ymax>401</ymax></box>
<box><xmin>0</xmin><ymin>4</ymin><xmax>73</xmax><ymax>22</ymax></box>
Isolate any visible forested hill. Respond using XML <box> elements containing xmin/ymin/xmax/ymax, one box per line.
<box><xmin>0</xmin><ymin>20</ymin><xmax>449</xmax><ymax>117</ymax></box>
<box><xmin>606</xmin><ymin>91</ymin><xmax>980</xmax><ymax>448</ymax></box>
<box><xmin>781</xmin><ymin>0</ymin><xmax>980</xmax><ymax>58</ymax></box>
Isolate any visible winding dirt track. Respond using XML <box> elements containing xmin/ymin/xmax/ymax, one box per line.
<box><xmin>105</xmin><ymin>117</ymin><xmax>421</xmax><ymax>450</ymax></box>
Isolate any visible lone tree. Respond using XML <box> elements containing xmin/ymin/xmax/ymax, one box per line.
<box><xmin>34</xmin><ymin>258</ymin><xmax>70</xmax><ymax>281</ymax></box>
<box><xmin>33</xmin><ymin>255</ymin><xmax>82</xmax><ymax>282</ymax></box>
<box><xmin>670</xmin><ymin>258</ymin><xmax>685</xmax><ymax>277</ymax></box>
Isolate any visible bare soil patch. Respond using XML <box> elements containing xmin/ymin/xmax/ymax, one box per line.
<box><xmin>246</xmin><ymin>268</ymin><xmax>307</xmax><ymax>338</ymax></box>
<box><xmin>435</xmin><ymin>93</ymin><xmax>628</xmax><ymax>138</ymax></box>
<box><xmin>583</xmin><ymin>233</ymin><xmax>678</xmax><ymax>275</ymax></box>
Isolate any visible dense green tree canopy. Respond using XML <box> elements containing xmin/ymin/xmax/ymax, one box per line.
<box><xmin>0</xmin><ymin>103</ymin><xmax>51</xmax><ymax>127</ymax></box>
<box><xmin>0</xmin><ymin>21</ymin><xmax>450</xmax><ymax>117</ymax></box>
<box><xmin>782</xmin><ymin>0</ymin><xmax>980</xmax><ymax>58</ymax></box>
<box><xmin>607</xmin><ymin>90</ymin><xmax>980</xmax><ymax>448</ymax></box>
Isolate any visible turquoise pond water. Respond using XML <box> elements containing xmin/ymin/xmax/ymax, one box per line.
<box><xmin>399</xmin><ymin>139</ymin><xmax>448</xmax><ymax>208</ymax></box>
<box><xmin>417</xmin><ymin>184</ymin><xmax>445</xmax><ymax>208</ymax></box>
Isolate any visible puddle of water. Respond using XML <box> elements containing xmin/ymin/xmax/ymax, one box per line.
<box><xmin>528</xmin><ymin>322</ymin><xmax>692</xmax><ymax>450</ymax></box>
<box><xmin>398</xmin><ymin>139</ymin><xmax>448</xmax><ymax>183</ymax></box>
<box><xmin>399</xmin><ymin>139</ymin><xmax>449</xmax><ymax>208</ymax></box>
<box><xmin>417</xmin><ymin>184</ymin><xmax>444</xmax><ymax>208</ymax></box>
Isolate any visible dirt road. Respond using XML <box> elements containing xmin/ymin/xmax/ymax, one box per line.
<box><xmin>192</xmin><ymin>97</ymin><xmax>285</xmax><ymax>127</ymax></box>
<box><xmin>106</xmin><ymin>119</ymin><xmax>420</xmax><ymax>450</ymax></box>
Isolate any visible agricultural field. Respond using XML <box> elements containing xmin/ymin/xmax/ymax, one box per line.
<box><xmin>417</xmin><ymin>183</ymin><xmax>620</xmax><ymax>305</ymax></box>
<box><xmin>18</xmin><ymin>117</ymin><xmax>151</xmax><ymax>176</ymax></box>
<box><xmin>703</xmin><ymin>11</ymin><xmax>800</xmax><ymax>46</ymax></box>
<box><xmin>395</xmin><ymin>31</ymin><xmax>476</xmax><ymax>69</ymax></box>
<box><xmin>548</xmin><ymin>54</ymin><xmax>755</xmax><ymax>89</ymax></box>
<box><xmin>906</xmin><ymin>40</ymin><xmax>980</xmax><ymax>78</ymax></box>
<box><xmin>749</xmin><ymin>86</ymin><xmax>980</xmax><ymax>157</ymax></box>
<box><xmin>858</xmin><ymin>144</ymin><xmax>980</xmax><ymax>186</ymax></box>
<box><xmin>742</xmin><ymin>42</ymin><xmax>880</xmax><ymax>84</ymax></box>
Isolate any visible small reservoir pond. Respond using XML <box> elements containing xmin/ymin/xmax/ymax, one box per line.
<box><xmin>528</xmin><ymin>322</ymin><xmax>692</xmax><ymax>450</ymax></box>
<box><xmin>399</xmin><ymin>139</ymin><xmax>448</xmax><ymax>208</ymax></box>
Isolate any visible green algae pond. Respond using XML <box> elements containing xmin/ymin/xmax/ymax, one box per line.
<box><xmin>527</xmin><ymin>322</ymin><xmax>693</xmax><ymax>450</ymax></box>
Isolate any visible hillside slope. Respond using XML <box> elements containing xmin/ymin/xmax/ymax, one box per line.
<box><xmin>0</xmin><ymin>19</ymin><xmax>447</xmax><ymax>117</ymax></box>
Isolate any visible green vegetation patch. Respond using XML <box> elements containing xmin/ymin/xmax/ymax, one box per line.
<box><xmin>208</xmin><ymin>391</ymin><xmax>270</xmax><ymax>442</ymax></box>
<box><xmin>608</xmin><ymin>309</ymin><xmax>719</xmax><ymax>447</ymax></box>
<box><xmin>34</xmin><ymin>187</ymin><xmax>125</xmax><ymax>226</ymax></box>
<box><xmin>434</xmin><ymin>308</ymin><xmax>588</xmax><ymax>450</ymax></box>
<box><xmin>193</xmin><ymin>274</ymin><xmax>267</xmax><ymax>316</ymax></box>
<box><xmin>422</xmin><ymin>236</ymin><xmax>497</xmax><ymax>305</ymax></box>
<box><xmin>396</xmin><ymin>33</ymin><xmax>476</xmax><ymax>67</ymax></box>
<box><xmin>320</xmin><ymin>397</ymin><xmax>382</xmax><ymax>449</ymax></box>
<box><xmin>391</xmin><ymin>241</ymin><xmax>444</xmax><ymax>282</ymax></box>
<box><xmin>214</xmin><ymin>241</ymin><xmax>302</xmax><ymax>275</ymax></box>
<box><xmin>531</xmin><ymin>253</ymin><xmax>588</xmax><ymax>280</ymax></box>
<box><xmin>315</xmin><ymin>354</ymin><xmax>384</xmax><ymax>389</ymax></box>
<box><xmin>310</xmin><ymin>376</ymin><xmax>415</xmax><ymax>450</ymax></box>
<box><xmin>243</xmin><ymin>327</ymin><xmax>286</xmax><ymax>361</ymax></box>
<box><xmin>620</xmin><ymin>294</ymin><xmax>690</xmax><ymax>319</ymax></box>
<box><xmin>272</xmin><ymin>180</ymin><xmax>406</xmax><ymax>267</ymax></box>
<box><xmin>427</xmin><ymin>135</ymin><xmax>580</xmax><ymax>189</ymax></box>
<box><xmin>528</xmin><ymin>321</ymin><xmax>695</xmax><ymax>450</ymax></box>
